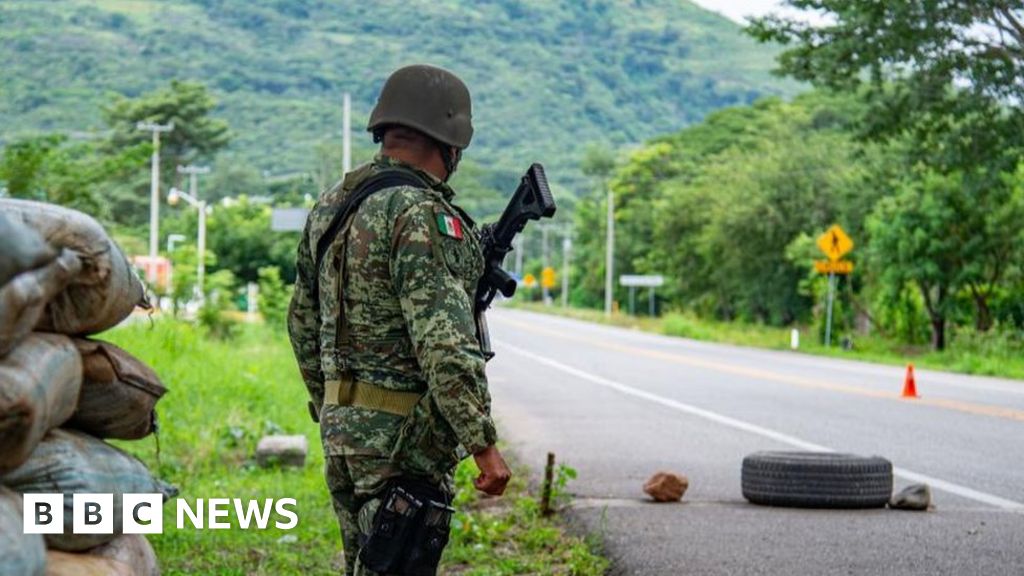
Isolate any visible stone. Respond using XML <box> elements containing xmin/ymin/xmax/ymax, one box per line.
<box><xmin>255</xmin><ymin>435</ymin><xmax>308</xmax><ymax>468</ymax></box>
<box><xmin>889</xmin><ymin>483</ymin><xmax>931</xmax><ymax>511</ymax></box>
<box><xmin>643</xmin><ymin>471</ymin><xmax>689</xmax><ymax>502</ymax></box>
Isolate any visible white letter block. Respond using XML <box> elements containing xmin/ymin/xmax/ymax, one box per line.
<box><xmin>123</xmin><ymin>493</ymin><xmax>164</xmax><ymax>534</ymax></box>
<box><xmin>73</xmin><ymin>493</ymin><xmax>114</xmax><ymax>535</ymax></box>
<box><xmin>23</xmin><ymin>494</ymin><xmax>63</xmax><ymax>534</ymax></box>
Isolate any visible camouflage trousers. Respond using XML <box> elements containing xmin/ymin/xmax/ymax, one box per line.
<box><xmin>325</xmin><ymin>454</ymin><xmax>398</xmax><ymax>576</ymax></box>
<box><xmin>325</xmin><ymin>454</ymin><xmax>457</xmax><ymax>576</ymax></box>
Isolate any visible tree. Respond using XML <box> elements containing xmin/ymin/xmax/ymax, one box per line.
<box><xmin>867</xmin><ymin>171</ymin><xmax>965</xmax><ymax>350</ymax></box>
<box><xmin>104</xmin><ymin>81</ymin><xmax>230</xmax><ymax>170</ymax></box>
<box><xmin>0</xmin><ymin>134</ymin><xmax>148</xmax><ymax>221</ymax></box>
<box><xmin>164</xmin><ymin>196</ymin><xmax>299</xmax><ymax>285</ymax></box>
<box><xmin>750</xmin><ymin>1</ymin><xmax>1024</xmax><ymax>339</ymax></box>
<box><xmin>102</xmin><ymin>81</ymin><xmax>230</xmax><ymax>226</ymax></box>
<box><xmin>747</xmin><ymin>2</ymin><xmax>1024</xmax><ymax>176</ymax></box>
<box><xmin>747</xmin><ymin>2</ymin><xmax>1024</xmax><ymax>122</ymax></box>
<box><xmin>257</xmin><ymin>266</ymin><xmax>290</xmax><ymax>330</ymax></box>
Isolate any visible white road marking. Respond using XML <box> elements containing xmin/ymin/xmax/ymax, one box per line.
<box><xmin>496</xmin><ymin>340</ymin><xmax>1024</xmax><ymax>513</ymax></box>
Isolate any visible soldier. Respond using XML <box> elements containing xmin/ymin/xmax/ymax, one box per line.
<box><xmin>287</xmin><ymin>64</ymin><xmax>511</xmax><ymax>575</ymax></box>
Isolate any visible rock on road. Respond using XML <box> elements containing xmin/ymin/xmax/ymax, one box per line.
<box><xmin>485</xmin><ymin>308</ymin><xmax>1024</xmax><ymax>575</ymax></box>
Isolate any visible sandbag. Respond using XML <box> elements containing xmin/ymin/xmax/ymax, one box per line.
<box><xmin>0</xmin><ymin>487</ymin><xmax>46</xmax><ymax>576</ymax></box>
<box><xmin>0</xmin><ymin>212</ymin><xmax>57</xmax><ymax>288</ymax></box>
<box><xmin>0</xmin><ymin>199</ymin><xmax>147</xmax><ymax>335</ymax></box>
<box><xmin>0</xmin><ymin>333</ymin><xmax>82</xmax><ymax>473</ymax></box>
<box><xmin>68</xmin><ymin>339</ymin><xmax>166</xmax><ymax>439</ymax></box>
<box><xmin>45</xmin><ymin>552</ymin><xmax>133</xmax><ymax>576</ymax></box>
<box><xmin>45</xmin><ymin>534</ymin><xmax>159</xmax><ymax>576</ymax></box>
<box><xmin>0</xmin><ymin>251</ymin><xmax>82</xmax><ymax>358</ymax></box>
<box><xmin>0</xmin><ymin>429</ymin><xmax>166</xmax><ymax>552</ymax></box>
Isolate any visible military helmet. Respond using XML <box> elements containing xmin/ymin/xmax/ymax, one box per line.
<box><xmin>367</xmin><ymin>64</ymin><xmax>474</xmax><ymax>149</ymax></box>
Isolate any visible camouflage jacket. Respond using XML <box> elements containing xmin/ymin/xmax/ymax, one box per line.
<box><xmin>288</xmin><ymin>155</ymin><xmax>497</xmax><ymax>479</ymax></box>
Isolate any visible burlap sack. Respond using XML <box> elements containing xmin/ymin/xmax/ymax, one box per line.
<box><xmin>0</xmin><ymin>487</ymin><xmax>46</xmax><ymax>576</ymax></box>
<box><xmin>45</xmin><ymin>534</ymin><xmax>159</xmax><ymax>576</ymax></box>
<box><xmin>0</xmin><ymin>429</ymin><xmax>166</xmax><ymax>552</ymax></box>
<box><xmin>0</xmin><ymin>333</ymin><xmax>82</xmax><ymax>473</ymax></box>
<box><xmin>0</xmin><ymin>251</ymin><xmax>82</xmax><ymax>358</ymax></box>
<box><xmin>44</xmin><ymin>552</ymin><xmax>134</xmax><ymax>576</ymax></box>
<box><xmin>0</xmin><ymin>199</ymin><xmax>147</xmax><ymax>335</ymax></box>
<box><xmin>69</xmin><ymin>339</ymin><xmax>166</xmax><ymax>440</ymax></box>
<box><xmin>0</xmin><ymin>212</ymin><xmax>56</xmax><ymax>288</ymax></box>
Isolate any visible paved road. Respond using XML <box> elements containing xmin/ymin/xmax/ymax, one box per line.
<box><xmin>485</xmin><ymin>308</ymin><xmax>1024</xmax><ymax>575</ymax></box>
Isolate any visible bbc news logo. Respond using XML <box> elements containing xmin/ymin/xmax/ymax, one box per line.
<box><xmin>23</xmin><ymin>494</ymin><xmax>298</xmax><ymax>534</ymax></box>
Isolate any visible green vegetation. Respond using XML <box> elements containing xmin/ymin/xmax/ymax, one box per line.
<box><xmin>509</xmin><ymin>302</ymin><xmax>1024</xmax><ymax>381</ymax></box>
<box><xmin>103</xmin><ymin>320</ymin><xmax>607</xmax><ymax>575</ymax></box>
<box><xmin>555</xmin><ymin>1</ymin><xmax>1024</xmax><ymax>357</ymax></box>
<box><xmin>0</xmin><ymin>0</ymin><xmax>794</xmax><ymax>194</ymax></box>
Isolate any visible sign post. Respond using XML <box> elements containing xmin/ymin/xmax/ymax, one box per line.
<box><xmin>815</xmin><ymin>225</ymin><xmax>854</xmax><ymax>348</ymax></box>
<box><xmin>619</xmin><ymin>275</ymin><xmax>664</xmax><ymax>316</ymax></box>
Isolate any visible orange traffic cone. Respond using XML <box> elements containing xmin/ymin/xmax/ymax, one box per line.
<box><xmin>902</xmin><ymin>364</ymin><xmax>919</xmax><ymax>398</ymax></box>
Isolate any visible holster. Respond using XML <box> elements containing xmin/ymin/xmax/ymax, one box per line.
<box><xmin>359</xmin><ymin>477</ymin><xmax>454</xmax><ymax>576</ymax></box>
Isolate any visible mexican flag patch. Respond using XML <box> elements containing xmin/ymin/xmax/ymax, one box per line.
<box><xmin>436</xmin><ymin>212</ymin><xmax>464</xmax><ymax>239</ymax></box>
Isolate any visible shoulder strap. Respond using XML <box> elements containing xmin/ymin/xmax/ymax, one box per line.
<box><xmin>312</xmin><ymin>169</ymin><xmax>429</xmax><ymax>286</ymax></box>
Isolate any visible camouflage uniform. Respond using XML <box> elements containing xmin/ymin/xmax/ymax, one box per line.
<box><xmin>288</xmin><ymin>155</ymin><xmax>497</xmax><ymax>575</ymax></box>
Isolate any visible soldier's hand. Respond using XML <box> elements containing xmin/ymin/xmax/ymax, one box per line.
<box><xmin>472</xmin><ymin>445</ymin><xmax>511</xmax><ymax>496</ymax></box>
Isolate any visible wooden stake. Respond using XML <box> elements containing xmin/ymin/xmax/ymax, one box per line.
<box><xmin>541</xmin><ymin>452</ymin><xmax>555</xmax><ymax>516</ymax></box>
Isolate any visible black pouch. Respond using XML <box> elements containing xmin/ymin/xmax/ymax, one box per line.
<box><xmin>359</xmin><ymin>486</ymin><xmax>423</xmax><ymax>573</ymax></box>
<box><xmin>360</xmin><ymin>478</ymin><xmax>453</xmax><ymax>575</ymax></box>
<box><xmin>403</xmin><ymin>499</ymin><xmax>455</xmax><ymax>576</ymax></box>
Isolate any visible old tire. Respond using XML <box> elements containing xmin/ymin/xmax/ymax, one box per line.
<box><xmin>741</xmin><ymin>451</ymin><xmax>892</xmax><ymax>509</ymax></box>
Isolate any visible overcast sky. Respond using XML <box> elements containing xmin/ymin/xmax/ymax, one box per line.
<box><xmin>689</xmin><ymin>0</ymin><xmax>831</xmax><ymax>26</ymax></box>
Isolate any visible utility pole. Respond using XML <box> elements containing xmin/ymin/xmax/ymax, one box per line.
<box><xmin>561</xmin><ymin>233</ymin><xmax>572</xmax><ymax>308</ymax></box>
<box><xmin>824</xmin><ymin>271</ymin><xmax>836</xmax><ymax>348</ymax></box>
<box><xmin>514</xmin><ymin>234</ymin><xmax>524</xmax><ymax>278</ymax></box>
<box><xmin>604</xmin><ymin>184</ymin><xmax>614</xmax><ymax>317</ymax></box>
<box><xmin>342</xmin><ymin>93</ymin><xmax>352</xmax><ymax>175</ymax></box>
<box><xmin>541</xmin><ymin>224</ymin><xmax>551</xmax><ymax>304</ymax></box>
<box><xmin>177</xmin><ymin>165</ymin><xmax>210</xmax><ymax>300</ymax></box>
<box><xmin>137</xmin><ymin>121</ymin><xmax>174</xmax><ymax>280</ymax></box>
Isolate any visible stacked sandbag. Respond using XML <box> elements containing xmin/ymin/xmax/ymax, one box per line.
<box><xmin>0</xmin><ymin>200</ymin><xmax>168</xmax><ymax>574</ymax></box>
<box><xmin>69</xmin><ymin>339</ymin><xmax>166</xmax><ymax>440</ymax></box>
<box><xmin>0</xmin><ymin>212</ymin><xmax>57</xmax><ymax>288</ymax></box>
<box><xmin>0</xmin><ymin>334</ymin><xmax>82</xmax><ymax>473</ymax></box>
<box><xmin>0</xmin><ymin>198</ymin><xmax>147</xmax><ymax>336</ymax></box>
<box><xmin>46</xmin><ymin>534</ymin><xmax>159</xmax><ymax>576</ymax></box>
<box><xmin>0</xmin><ymin>487</ymin><xmax>46</xmax><ymax>576</ymax></box>
<box><xmin>0</xmin><ymin>430</ymin><xmax>169</xmax><ymax>552</ymax></box>
<box><xmin>0</xmin><ymin>211</ymin><xmax>83</xmax><ymax>357</ymax></box>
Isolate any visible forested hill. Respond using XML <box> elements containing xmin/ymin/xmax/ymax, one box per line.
<box><xmin>0</xmin><ymin>0</ymin><xmax>793</xmax><ymax>190</ymax></box>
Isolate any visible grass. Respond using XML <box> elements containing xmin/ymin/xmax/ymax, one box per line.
<box><xmin>102</xmin><ymin>319</ymin><xmax>607</xmax><ymax>575</ymax></box>
<box><xmin>507</xmin><ymin>302</ymin><xmax>1024</xmax><ymax>381</ymax></box>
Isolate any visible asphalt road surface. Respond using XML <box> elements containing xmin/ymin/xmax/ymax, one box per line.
<box><xmin>485</xmin><ymin>308</ymin><xmax>1024</xmax><ymax>575</ymax></box>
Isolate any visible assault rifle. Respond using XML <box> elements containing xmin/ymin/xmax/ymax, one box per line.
<box><xmin>474</xmin><ymin>163</ymin><xmax>556</xmax><ymax>358</ymax></box>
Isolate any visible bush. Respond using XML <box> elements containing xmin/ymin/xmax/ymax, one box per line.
<box><xmin>257</xmin><ymin>266</ymin><xmax>290</xmax><ymax>331</ymax></box>
<box><xmin>661</xmin><ymin>313</ymin><xmax>712</xmax><ymax>340</ymax></box>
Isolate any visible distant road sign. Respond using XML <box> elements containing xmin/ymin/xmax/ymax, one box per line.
<box><xmin>817</xmin><ymin>225</ymin><xmax>853</xmax><ymax>261</ymax></box>
<box><xmin>522</xmin><ymin>273</ymin><xmax>538</xmax><ymax>288</ymax></box>
<box><xmin>814</xmin><ymin>260</ymin><xmax>854</xmax><ymax>274</ymax></box>
<box><xmin>271</xmin><ymin>208</ymin><xmax>309</xmax><ymax>232</ymax></box>
<box><xmin>619</xmin><ymin>275</ymin><xmax>664</xmax><ymax>287</ymax></box>
<box><xmin>541</xmin><ymin>267</ymin><xmax>556</xmax><ymax>288</ymax></box>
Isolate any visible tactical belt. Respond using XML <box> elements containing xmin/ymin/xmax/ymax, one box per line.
<box><xmin>323</xmin><ymin>378</ymin><xmax>422</xmax><ymax>417</ymax></box>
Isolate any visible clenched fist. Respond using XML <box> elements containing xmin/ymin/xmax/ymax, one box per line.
<box><xmin>472</xmin><ymin>444</ymin><xmax>512</xmax><ymax>496</ymax></box>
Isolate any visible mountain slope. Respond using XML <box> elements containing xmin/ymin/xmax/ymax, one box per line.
<box><xmin>0</xmin><ymin>0</ymin><xmax>795</xmax><ymax>190</ymax></box>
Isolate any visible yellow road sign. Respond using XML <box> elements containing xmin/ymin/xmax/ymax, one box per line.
<box><xmin>817</xmin><ymin>225</ymin><xmax>854</xmax><ymax>262</ymax></box>
<box><xmin>541</xmin><ymin>266</ymin><xmax>556</xmax><ymax>289</ymax></box>
<box><xmin>522</xmin><ymin>273</ymin><xmax>538</xmax><ymax>288</ymax></box>
<box><xmin>814</xmin><ymin>260</ymin><xmax>854</xmax><ymax>274</ymax></box>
